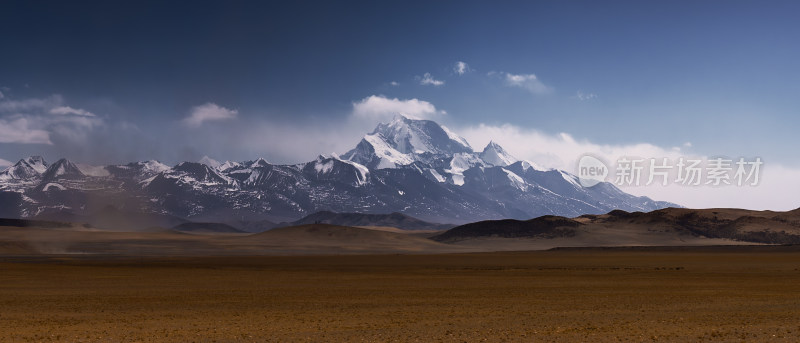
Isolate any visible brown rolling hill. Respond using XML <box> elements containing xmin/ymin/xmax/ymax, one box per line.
<box><xmin>0</xmin><ymin>223</ymin><xmax>474</xmax><ymax>255</ymax></box>
<box><xmin>433</xmin><ymin>207</ymin><xmax>800</xmax><ymax>249</ymax></box>
<box><xmin>171</xmin><ymin>222</ymin><xmax>247</xmax><ymax>234</ymax></box>
<box><xmin>280</xmin><ymin>211</ymin><xmax>454</xmax><ymax>231</ymax></box>
<box><xmin>239</xmin><ymin>224</ymin><xmax>471</xmax><ymax>254</ymax></box>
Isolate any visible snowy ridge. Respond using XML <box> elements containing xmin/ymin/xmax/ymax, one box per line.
<box><xmin>441</xmin><ymin>125</ymin><xmax>472</xmax><ymax>150</ymax></box>
<box><xmin>363</xmin><ymin>133</ymin><xmax>415</xmax><ymax>168</ymax></box>
<box><xmin>140</xmin><ymin>160</ymin><xmax>171</xmax><ymax>174</ymax></box>
<box><xmin>502</xmin><ymin>168</ymin><xmax>528</xmax><ymax>191</ymax></box>
<box><xmin>520</xmin><ymin>160</ymin><xmax>547</xmax><ymax>172</ymax></box>
<box><xmin>199</xmin><ymin>156</ymin><xmax>221</xmax><ymax>168</ymax></box>
<box><xmin>218</xmin><ymin>161</ymin><xmax>241</xmax><ymax>171</ymax></box>
<box><xmin>248</xmin><ymin>158</ymin><xmax>270</xmax><ymax>168</ymax></box>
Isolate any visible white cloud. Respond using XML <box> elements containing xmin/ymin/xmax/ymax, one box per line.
<box><xmin>459</xmin><ymin>123</ymin><xmax>684</xmax><ymax>173</ymax></box>
<box><xmin>454</xmin><ymin>61</ymin><xmax>471</xmax><ymax>75</ymax></box>
<box><xmin>0</xmin><ymin>94</ymin><xmax>63</xmax><ymax>113</ymax></box>
<box><xmin>390</xmin><ymin>81</ymin><xmax>399</xmax><ymax>86</ymax></box>
<box><xmin>492</xmin><ymin>72</ymin><xmax>552</xmax><ymax>95</ymax></box>
<box><xmin>182</xmin><ymin>103</ymin><xmax>238</xmax><ymax>128</ymax></box>
<box><xmin>457</xmin><ymin>122</ymin><xmax>800</xmax><ymax>211</ymax></box>
<box><xmin>351</xmin><ymin>95</ymin><xmax>444</xmax><ymax>122</ymax></box>
<box><xmin>576</xmin><ymin>90</ymin><xmax>597</xmax><ymax>101</ymax></box>
<box><xmin>419</xmin><ymin>72</ymin><xmax>445</xmax><ymax>86</ymax></box>
<box><xmin>50</xmin><ymin>106</ymin><xmax>95</xmax><ymax>117</ymax></box>
<box><xmin>0</xmin><ymin>94</ymin><xmax>102</xmax><ymax>145</ymax></box>
<box><xmin>618</xmin><ymin>163</ymin><xmax>800</xmax><ymax>212</ymax></box>
<box><xmin>230</xmin><ymin>120</ymin><xmax>362</xmax><ymax>164</ymax></box>
<box><xmin>0</xmin><ymin>117</ymin><xmax>53</xmax><ymax>144</ymax></box>
<box><xmin>0</xmin><ymin>91</ymin><xmax>4</xmax><ymax>99</ymax></box>
<box><xmin>0</xmin><ymin>158</ymin><xmax>11</xmax><ymax>168</ymax></box>
<box><xmin>199</xmin><ymin>95</ymin><xmax>449</xmax><ymax>164</ymax></box>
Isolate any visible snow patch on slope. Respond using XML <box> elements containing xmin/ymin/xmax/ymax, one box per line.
<box><xmin>559</xmin><ymin>170</ymin><xmax>582</xmax><ymax>188</ymax></box>
<box><xmin>336</xmin><ymin>158</ymin><xmax>370</xmax><ymax>186</ymax></box>
<box><xmin>445</xmin><ymin>153</ymin><xmax>484</xmax><ymax>175</ymax></box>
<box><xmin>502</xmin><ymin>168</ymin><xmax>528</xmax><ymax>191</ymax></box>
<box><xmin>43</xmin><ymin>183</ymin><xmax>66</xmax><ymax>191</ymax></box>
<box><xmin>25</xmin><ymin>156</ymin><xmax>49</xmax><ymax>174</ymax></box>
<box><xmin>314</xmin><ymin>160</ymin><xmax>334</xmax><ymax>174</ymax></box>
<box><xmin>428</xmin><ymin>169</ymin><xmax>446</xmax><ymax>183</ymax></box>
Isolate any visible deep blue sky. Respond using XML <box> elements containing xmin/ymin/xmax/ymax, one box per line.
<box><xmin>1</xmin><ymin>0</ymin><xmax>799</xmax><ymax>167</ymax></box>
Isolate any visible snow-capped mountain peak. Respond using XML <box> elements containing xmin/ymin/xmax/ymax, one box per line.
<box><xmin>199</xmin><ymin>156</ymin><xmax>221</xmax><ymax>168</ymax></box>
<box><xmin>25</xmin><ymin>156</ymin><xmax>49</xmax><ymax>174</ymax></box>
<box><xmin>218</xmin><ymin>160</ymin><xmax>242</xmax><ymax>171</ymax></box>
<box><xmin>248</xmin><ymin>158</ymin><xmax>270</xmax><ymax>168</ymax></box>
<box><xmin>41</xmin><ymin>158</ymin><xmax>84</xmax><ymax>180</ymax></box>
<box><xmin>342</xmin><ymin>114</ymin><xmax>474</xmax><ymax>169</ymax></box>
<box><xmin>0</xmin><ymin>156</ymin><xmax>49</xmax><ymax>180</ymax></box>
<box><xmin>479</xmin><ymin>141</ymin><xmax>518</xmax><ymax>167</ymax></box>
<box><xmin>519</xmin><ymin>159</ymin><xmax>547</xmax><ymax>172</ymax></box>
<box><xmin>371</xmin><ymin>115</ymin><xmax>473</xmax><ymax>155</ymax></box>
<box><xmin>140</xmin><ymin>160</ymin><xmax>171</xmax><ymax>174</ymax></box>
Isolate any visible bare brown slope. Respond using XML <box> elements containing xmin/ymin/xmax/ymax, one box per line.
<box><xmin>598</xmin><ymin>208</ymin><xmax>800</xmax><ymax>243</ymax></box>
<box><xmin>435</xmin><ymin>207</ymin><xmax>800</xmax><ymax>247</ymax></box>
<box><xmin>284</xmin><ymin>211</ymin><xmax>454</xmax><ymax>230</ymax></box>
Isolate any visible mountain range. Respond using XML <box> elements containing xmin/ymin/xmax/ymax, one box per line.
<box><xmin>0</xmin><ymin>115</ymin><xmax>677</xmax><ymax>225</ymax></box>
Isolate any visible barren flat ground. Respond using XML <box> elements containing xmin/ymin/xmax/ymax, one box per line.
<box><xmin>2</xmin><ymin>247</ymin><xmax>800</xmax><ymax>342</ymax></box>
